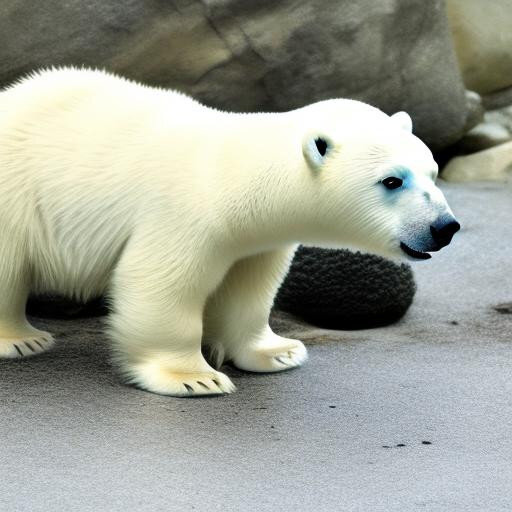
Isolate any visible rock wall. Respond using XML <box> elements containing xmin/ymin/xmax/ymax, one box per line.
<box><xmin>446</xmin><ymin>0</ymin><xmax>512</xmax><ymax>96</ymax></box>
<box><xmin>0</xmin><ymin>0</ymin><xmax>468</xmax><ymax>151</ymax></box>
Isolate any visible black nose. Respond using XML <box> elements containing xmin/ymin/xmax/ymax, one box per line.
<box><xmin>430</xmin><ymin>220</ymin><xmax>460</xmax><ymax>249</ymax></box>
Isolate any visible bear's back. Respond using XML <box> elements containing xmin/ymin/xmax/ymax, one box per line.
<box><xmin>0</xmin><ymin>67</ymin><xmax>205</xmax><ymax>130</ymax></box>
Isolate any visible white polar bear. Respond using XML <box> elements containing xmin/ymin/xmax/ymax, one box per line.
<box><xmin>0</xmin><ymin>68</ymin><xmax>459</xmax><ymax>396</ymax></box>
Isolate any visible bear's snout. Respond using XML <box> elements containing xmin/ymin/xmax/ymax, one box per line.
<box><xmin>430</xmin><ymin>217</ymin><xmax>460</xmax><ymax>250</ymax></box>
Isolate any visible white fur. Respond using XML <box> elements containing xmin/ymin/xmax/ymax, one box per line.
<box><xmin>390</xmin><ymin>111</ymin><xmax>413</xmax><ymax>132</ymax></box>
<box><xmin>0</xmin><ymin>68</ymin><xmax>452</xmax><ymax>396</ymax></box>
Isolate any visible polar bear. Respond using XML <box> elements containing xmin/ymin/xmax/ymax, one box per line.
<box><xmin>0</xmin><ymin>68</ymin><xmax>459</xmax><ymax>396</ymax></box>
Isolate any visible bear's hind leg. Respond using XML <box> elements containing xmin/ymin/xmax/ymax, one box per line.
<box><xmin>203</xmin><ymin>247</ymin><xmax>307</xmax><ymax>373</ymax></box>
<box><xmin>0</xmin><ymin>254</ymin><xmax>54</xmax><ymax>358</ymax></box>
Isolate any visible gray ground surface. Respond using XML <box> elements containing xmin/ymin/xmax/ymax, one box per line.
<box><xmin>1</xmin><ymin>181</ymin><xmax>511</xmax><ymax>512</ymax></box>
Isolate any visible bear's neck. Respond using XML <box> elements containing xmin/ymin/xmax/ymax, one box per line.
<box><xmin>211</xmin><ymin>112</ymin><xmax>320</xmax><ymax>256</ymax></box>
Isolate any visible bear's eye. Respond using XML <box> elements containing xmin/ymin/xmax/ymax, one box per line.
<box><xmin>314</xmin><ymin>137</ymin><xmax>328</xmax><ymax>157</ymax></box>
<box><xmin>381</xmin><ymin>177</ymin><xmax>403</xmax><ymax>190</ymax></box>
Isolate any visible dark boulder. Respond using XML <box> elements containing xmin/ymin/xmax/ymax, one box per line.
<box><xmin>275</xmin><ymin>247</ymin><xmax>416</xmax><ymax>330</ymax></box>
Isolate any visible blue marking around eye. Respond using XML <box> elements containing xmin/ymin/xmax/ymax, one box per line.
<box><xmin>394</xmin><ymin>166</ymin><xmax>413</xmax><ymax>187</ymax></box>
<box><xmin>382</xmin><ymin>166</ymin><xmax>414</xmax><ymax>191</ymax></box>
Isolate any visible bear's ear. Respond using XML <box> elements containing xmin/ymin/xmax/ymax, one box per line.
<box><xmin>390</xmin><ymin>111</ymin><xmax>413</xmax><ymax>132</ymax></box>
<box><xmin>302</xmin><ymin>134</ymin><xmax>334</xmax><ymax>170</ymax></box>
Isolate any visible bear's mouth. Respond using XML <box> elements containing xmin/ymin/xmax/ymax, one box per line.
<box><xmin>400</xmin><ymin>242</ymin><xmax>432</xmax><ymax>260</ymax></box>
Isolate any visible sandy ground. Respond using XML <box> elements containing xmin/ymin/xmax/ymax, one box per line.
<box><xmin>0</xmin><ymin>181</ymin><xmax>511</xmax><ymax>512</ymax></box>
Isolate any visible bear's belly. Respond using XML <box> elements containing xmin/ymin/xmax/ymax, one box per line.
<box><xmin>28</xmin><ymin>221</ymin><xmax>130</xmax><ymax>303</ymax></box>
<box><xmin>30</xmin><ymin>245</ymin><xmax>117</xmax><ymax>302</ymax></box>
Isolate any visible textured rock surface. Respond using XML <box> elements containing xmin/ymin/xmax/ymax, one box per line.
<box><xmin>462</xmin><ymin>90</ymin><xmax>485</xmax><ymax>133</ymax></box>
<box><xmin>0</xmin><ymin>0</ymin><xmax>468</xmax><ymax>150</ymax></box>
<box><xmin>482</xmin><ymin>86</ymin><xmax>512</xmax><ymax>110</ymax></box>
<box><xmin>275</xmin><ymin>248</ymin><xmax>416</xmax><ymax>330</ymax></box>
<box><xmin>447</xmin><ymin>0</ymin><xmax>512</xmax><ymax>95</ymax></box>
<box><xmin>485</xmin><ymin>106</ymin><xmax>512</xmax><ymax>135</ymax></box>
<box><xmin>443</xmin><ymin>104</ymin><xmax>512</xmax><ymax>157</ymax></box>
<box><xmin>453</xmin><ymin>122</ymin><xmax>511</xmax><ymax>155</ymax></box>
<box><xmin>442</xmin><ymin>141</ymin><xmax>512</xmax><ymax>183</ymax></box>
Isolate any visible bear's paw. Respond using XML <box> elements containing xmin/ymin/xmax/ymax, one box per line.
<box><xmin>0</xmin><ymin>330</ymin><xmax>55</xmax><ymax>358</ymax></box>
<box><xmin>125</xmin><ymin>359</ymin><xmax>236</xmax><ymax>397</ymax></box>
<box><xmin>233</xmin><ymin>337</ymin><xmax>307</xmax><ymax>373</ymax></box>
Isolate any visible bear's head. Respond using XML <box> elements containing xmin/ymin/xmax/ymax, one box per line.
<box><xmin>300</xmin><ymin>100</ymin><xmax>460</xmax><ymax>261</ymax></box>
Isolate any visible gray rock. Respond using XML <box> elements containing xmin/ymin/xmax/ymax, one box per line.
<box><xmin>275</xmin><ymin>247</ymin><xmax>416</xmax><ymax>330</ymax></box>
<box><xmin>455</xmin><ymin>121</ymin><xmax>511</xmax><ymax>154</ymax></box>
<box><xmin>463</xmin><ymin>90</ymin><xmax>485</xmax><ymax>132</ymax></box>
<box><xmin>494</xmin><ymin>302</ymin><xmax>512</xmax><ymax>314</ymax></box>
<box><xmin>482</xmin><ymin>85</ymin><xmax>512</xmax><ymax>110</ymax></box>
<box><xmin>0</xmin><ymin>0</ymin><xmax>468</xmax><ymax>151</ymax></box>
<box><xmin>442</xmin><ymin>140</ymin><xmax>512</xmax><ymax>183</ymax></box>
<box><xmin>448</xmin><ymin>105</ymin><xmax>512</xmax><ymax>156</ymax></box>
<box><xmin>447</xmin><ymin>0</ymin><xmax>512</xmax><ymax>95</ymax></box>
<box><xmin>485</xmin><ymin>106</ymin><xmax>512</xmax><ymax>134</ymax></box>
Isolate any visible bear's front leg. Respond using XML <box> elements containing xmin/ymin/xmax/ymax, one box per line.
<box><xmin>203</xmin><ymin>246</ymin><xmax>307</xmax><ymax>372</ymax></box>
<box><xmin>107</xmin><ymin>241</ymin><xmax>235</xmax><ymax>397</ymax></box>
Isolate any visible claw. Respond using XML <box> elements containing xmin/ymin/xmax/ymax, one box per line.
<box><xmin>25</xmin><ymin>342</ymin><xmax>36</xmax><ymax>352</ymax></box>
